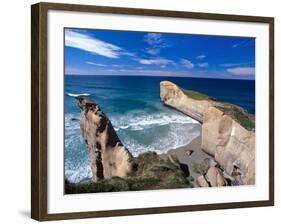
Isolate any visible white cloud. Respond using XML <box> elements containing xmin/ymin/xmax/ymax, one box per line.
<box><xmin>87</xmin><ymin>62</ymin><xmax>106</xmax><ymax>67</ymax></box>
<box><xmin>138</xmin><ymin>58</ymin><xmax>174</xmax><ymax>65</ymax></box>
<box><xmin>143</xmin><ymin>33</ymin><xmax>168</xmax><ymax>56</ymax></box>
<box><xmin>105</xmin><ymin>69</ymin><xmax>116</xmax><ymax>72</ymax></box>
<box><xmin>181</xmin><ymin>59</ymin><xmax>194</xmax><ymax>69</ymax></box>
<box><xmin>109</xmin><ymin>68</ymin><xmax>187</xmax><ymax>77</ymax></box>
<box><xmin>144</xmin><ymin>33</ymin><xmax>163</xmax><ymax>45</ymax></box>
<box><xmin>87</xmin><ymin>62</ymin><xmax>126</xmax><ymax>68</ymax></box>
<box><xmin>196</xmin><ymin>55</ymin><xmax>206</xmax><ymax>60</ymax></box>
<box><xmin>65</xmin><ymin>66</ymin><xmax>86</xmax><ymax>75</ymax></box>
<box><xmin>197</xmin><ymin>62</ymin><xmax>209</xmax><ymax>68</ymax></box>
<box><xmin>232</xmin><ymin>39</ymin><xmax>252</xmax><ymax>48</ymax></box>
<box><xmin>112</xmin><ymin>64</ymin><xmax>124</xmax><ymax>68</ymax></box>
<box><xmin>65</xmin><ymin>30</ymin><xmax>123</xmax><ymax>58</ymax></box>
<box><xmin>145</xmin><ymin>48</ymin><xmax>160</xmax><ymax>56</ymax></box>
<box><xmin>220</xmin><ymin>62</ymin><xmax>254</xmax><ymax>68</ymax></box>
<box><xmin>227</xmin><ymin>67</ymin><xmax>255</xmax><ymax>75</ymax></box>
<box><xmin>221</xmin><ymin>63</ymin><xmax>240</xmax><ymax>67</ymax></box>
<box><xmin>121</xmin><ymin>52</ymin><xmax>136</xmax><ymax>57</ymax></box>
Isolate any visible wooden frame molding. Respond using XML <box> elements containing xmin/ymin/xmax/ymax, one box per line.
<box><xmin>31</xmin><ymin>2</ymin><xmax>274</xmax><ymax>221</ymax></box>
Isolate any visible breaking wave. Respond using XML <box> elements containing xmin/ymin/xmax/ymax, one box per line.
<box><xmin>112</xmin><ymin>112</ymin><xmax>198</xmax><ymax>131</ymax></box>
<box><xmin>67</xmin><ymin>92</ymin><xmax>90</xmax><ymax>97</ymax></box>
<box><xmin>111</xmin><ymin>111</ymin><xmax>200</xmax><ymax>156</ymax></box>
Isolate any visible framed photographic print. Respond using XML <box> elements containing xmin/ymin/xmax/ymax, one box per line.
<box><xmin>31</xmin><ymin>2</ymin><xmax>274</xmax><ymax>221</ymax></box>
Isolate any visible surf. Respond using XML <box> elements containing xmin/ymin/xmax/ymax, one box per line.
<box><xmin>67</xmin><ymin>92</ymin><xmax>90</xmax><ymax>97</ymax></box>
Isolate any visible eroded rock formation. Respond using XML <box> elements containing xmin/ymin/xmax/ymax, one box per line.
<box><xmin>160</xmin><ymin>81</ymin><xmax>214</xmax><ymax>122</ymax></box>
<box><xmin>196</xmin><ymin>166</ymin><xmax>227</xmax><ymax>187</ymax></box>
<box><xmin>160</xmin><ymin>81</ymin><xmax>255</xmax><ymax>185</ymax></box>
<box><xmin>202</xmin><ymin>106</ymin><xmax>255</xmax><ymax>185</ymax></box>
<box><xmin>76</xmin><ymin>97</ymin><xmax>133</xmax><ymax>181</ymax></box>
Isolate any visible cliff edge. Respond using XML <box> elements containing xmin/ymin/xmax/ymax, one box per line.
<box><xmin>160</xmin><ymin>81</ymin><xmax>255</xmax><ymax>185</ymax></box>
<box><xmin>76</xmin><ymin>97</ymin><xmax>133</xmax><ymax>180</ymax></box>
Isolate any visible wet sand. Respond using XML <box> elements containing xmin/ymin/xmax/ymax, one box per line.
<box><xmin>164</xmin><ymin>135</ymin><xmax>214</xmax><ymax>186</ymax></box>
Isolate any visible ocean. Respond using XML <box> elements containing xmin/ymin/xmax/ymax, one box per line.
<box><xmin>64</xmin><ymin>75</ymin><xmax>255</xmax><ymax>183</ymax></box>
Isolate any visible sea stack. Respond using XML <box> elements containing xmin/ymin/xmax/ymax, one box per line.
<box><xmin>160</xmin><ymin>81</ymin><xmax>255</xmax><ymax>185</ymax></box>
<box><xmin>76</xmin><ymin>97</ymin><xmax>133</xmax><ymax>181</ymax></box>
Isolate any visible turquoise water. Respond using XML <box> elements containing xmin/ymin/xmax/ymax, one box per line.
<box><xmin>64</xmin><ymin>75</ymin><xmax>255</xmax><ymax>183</ymax></box>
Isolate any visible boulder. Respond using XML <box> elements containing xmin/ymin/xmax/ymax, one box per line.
<box><xmin>205</xmin><ymin>167</ymin><xmax>227</xmax><ymax>187</ymax></box>
<box><xmin>197</xmin><ymin>175</ymin><xmax>209</xmax><ymax>187</ymax></box>
<box><xmin>186</xmin><ymin>150</ymin><xmax>194</xmax><ymax>156</ymax></box>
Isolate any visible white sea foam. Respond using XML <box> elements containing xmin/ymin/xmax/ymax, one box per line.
<box><xmin>112</xmin><ymin>113</ymin><xmax>198</xmax><ymax>132</ymax></box>
<box><xmin>65</xmin><ymin>113</ymin><xmax>93</xmax><ymax>183</ymax></box>
<box><xmin>67</xmin><ymin>92</ymin><xmax>90</xmax><ymax>97</ymax></box>
<box><xmin>121</xmin><ymin>123</ymin><xmax>201</xmax><ymax>157</ymax></box>
<box><xmin>111</xmin><ymin>112</ymin><xmax>201</xmax><ymax>157</ymax></box>
<box><xmin>65</xmin><ymin>165</ymin><xmax>93</xmax><ymax>183</ymax></box>
<box><xmin>64</xmin><ymin>113</ymin><xmax>81</xmax><ymax>136</ymax></box>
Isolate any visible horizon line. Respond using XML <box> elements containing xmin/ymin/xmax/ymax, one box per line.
<box><xmin>64</xmin><ymin>73</ymin><xmax>255</xmax><ymax>81</ymax></box>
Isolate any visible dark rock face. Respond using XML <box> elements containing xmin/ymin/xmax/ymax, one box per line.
<box><xmin>76</xmin><ymin>97</ymin><xmax>133</xmax><ymax>181</ymax></box>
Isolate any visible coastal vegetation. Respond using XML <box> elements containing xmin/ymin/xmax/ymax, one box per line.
<box><xmin>215</xmin><ymin>103</ymin><xmax>255</xmax><ymax>130</ymax></box>
<box><xmin>181</xmin><ymin>86</ymin><xmax>255</xmax><ymax>130</ymax></box>
<box><xmin>65</xmin><ymin>152</ymin><xmax>193</xmax><ymax>194</ymax></box>
<box><xmin>181</xmin><ymin>88</ymin><xmax>212</xmax><ymax>101</ymax></box>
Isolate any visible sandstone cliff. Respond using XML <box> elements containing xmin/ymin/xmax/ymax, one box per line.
<box><xmin>76</xmin><ymin>97</ymin><xmax>133</xmax><ymax>181</ymax></box>
<box><xmin>160</xmin><ymin>81</ymin><xmax>214</xmax><ymax>122</ymax></box>
<box><xmin>160</xmin><ymin>81</ymin><xmax>255</xmax><ymax>185</ymax></box>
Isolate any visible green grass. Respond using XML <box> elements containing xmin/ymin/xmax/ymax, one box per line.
<box><xmin>181</xmin><ymin>89</ymin><xmax>212</xmax><ymax>101</ymax></box>
<box><xmin>181</xmin><ymin>86</ymin><xmax>255</xmax><ymax>131</ymax></box>
<box><xmin>65</xmin><ymin>151</ymin><xmax>194</xmax><ymax>194</ymax></box>
<box><xmin>216</xmin><ymin>103</ymin><xmax>255</xmax><ymax>130</ymax></box>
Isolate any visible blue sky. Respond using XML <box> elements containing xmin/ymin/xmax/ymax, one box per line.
<box><xmin>65</xmin><ymin>28</ymin><xmax>255</xmax><ymax>80</ymax></box>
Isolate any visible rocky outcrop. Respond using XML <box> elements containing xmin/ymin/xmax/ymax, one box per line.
<box><xmin>76</xmin><ymin>97</ymin><xmax>132</xmax><ymax>181</ymax></box>
<box><xmin>202</xmin><ymin>106</ymin><xmax>255</xmax><ymax>185</ymax></box>
<box><xmin>160</xmin><ymin>81</ymin><xmax>214</xmax><ymax>123</ymax></box>
<box><xmin>197</xmin><ymin>175</ymin><xmax>209</xmax><ymax>187</ymax></box>
<box><xmin>197</xmin><ymin>167</ymin><xmax>227</xmax><ymax>187</ymax></box>
<box><xmin>195</xmin><ymin>158</ymin><xmax>228</xmax><ymax>187</ymax></box>
<box><xmin>160</xmin><ymin>81</ymin><xmax>255</xmax><ymax>185</ymax></box>
<box><xmin>205</xmin><ymin>167</ymin><xmax>227</xmax><ymax>187</ymax></box>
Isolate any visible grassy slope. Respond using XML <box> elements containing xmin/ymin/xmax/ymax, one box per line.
<box><xmin>181</xmin><ymin>89</ymin><xmax>211</xmax><ymax>101</ymax></box>
<box><xmin>181</xmin><ymin>87</ymin><xmax>255</xmax><ymax>131</ymax></box>
<box><xmin>65</xmin><ymin>152</ymin><xmax>193</xmax><ymax>194</ymax></box>
<box><xmin>215</xmin><ymin>103</ymin><xmax>255</xmax><ymax>130</ymax></box>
